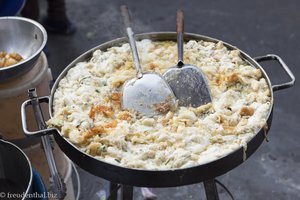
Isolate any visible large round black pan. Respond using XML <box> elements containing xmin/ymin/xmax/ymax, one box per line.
<box><xmin>21</xmin><ymin>32</ymin><xmax>295</xmax><ymax>187</ymax></box>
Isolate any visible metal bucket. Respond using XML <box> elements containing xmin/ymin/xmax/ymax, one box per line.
<box><xmin>0</xmin><ymin>139</ymin><xmax>32</xmax><ymax>200</ymax></box>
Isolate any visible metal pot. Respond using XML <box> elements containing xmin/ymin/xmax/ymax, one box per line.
<box><xmin>0</xmin><ymin>139</ymin><xmax>32</xmax><ymax>200</ymax></box>
<box><xmin>0</xmin><ymin>17</ymin><xmax>47</xmax><ymax>81</ymax></box>
<box><xmin>21</xmin><ymin>32</ymin><xmax>295</xmax><ymax>187</ymax></box>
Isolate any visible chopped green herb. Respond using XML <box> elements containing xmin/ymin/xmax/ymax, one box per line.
<box><xmin>165</xmin><ymin>158</ymin><xmax>172</xmax><ymax>165</ymax></box>
<box><xmin>98</xmin><ymin>145</ymin><xmax>107</xmax><ymax>154</ymax></box>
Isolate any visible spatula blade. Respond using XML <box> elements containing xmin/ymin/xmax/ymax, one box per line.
<box><xmin>164</xmin><ymin>66</ymin><xmax>212</xmax><ymax>107</ymax></box>
<box><xmin>122</xmin><ymin>73</ymin><xmax>176</xmax><ymax>117</ymax></box>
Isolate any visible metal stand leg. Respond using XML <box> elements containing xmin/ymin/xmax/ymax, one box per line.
<box><xmin>109</xmin><ymin>182</ymin><xmax>118</xmax><ymax>200</ymax></box>
<box><xmin>203</xmin><ymin>179</ymin><xmax>219</xmax><ymax>200</ymax></box>
<box><xmin>121</xmin><ymin>185</ymin><xmax>134</xmax><ymax>200</ymax></box>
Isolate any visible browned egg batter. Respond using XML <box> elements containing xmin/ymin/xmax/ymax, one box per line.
<box><xmin>0</xmin><ymin>51</ymin><xmax>23</xmax><ymax>68</ymax></box>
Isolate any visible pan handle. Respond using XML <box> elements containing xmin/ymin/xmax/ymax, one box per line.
<box><xmin>21</xmin><ymin>94</ymin><xmax>57</xmax><ymax>137</ymax></box>
<box><xmin>254</xmin><ymin>54</ymin><xmax>295</xmax><ymax>92</ymax></box>
<box><xmin>21</xmin><ymin>88</ymin><xmax>66</xmax><ymax>199</ymax></box>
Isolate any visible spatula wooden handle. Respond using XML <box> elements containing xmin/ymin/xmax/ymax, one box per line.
<box><xmin>176</xmin><ymin>9</ymin><xmax>184</xmax><ymax>34</ymax></box>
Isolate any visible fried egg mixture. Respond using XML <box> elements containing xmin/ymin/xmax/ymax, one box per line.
<box><xmin>47</xmin><ymin>40</ymin><xmax>271</xmax><ymax>170</ymax></box>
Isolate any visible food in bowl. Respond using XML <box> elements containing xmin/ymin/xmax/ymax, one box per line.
<box><xmin>47</xmin><ymin>39</ymin><xmax>271</xmax><ymax>170</ymax></box>
<box><xmin>0</xmin><ymin>51</ymin><xmax>23</xmax><ymax>68</ymax></box>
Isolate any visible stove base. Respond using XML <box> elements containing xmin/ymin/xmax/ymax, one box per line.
<box><xmin>107</xmin><ymin>179</ymin><xmax>232</xmax><ymax>200</ymax></box>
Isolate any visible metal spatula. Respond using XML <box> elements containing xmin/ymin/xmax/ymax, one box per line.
<box><xmin>120</xmin><ymin>5</ymin><xmax>176</xmax><ymax>117</ymax></box>
<box><xmin>163</xmin><ymin>9</ymin><xmax>212</xmax><ymax>107</ymax></box>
